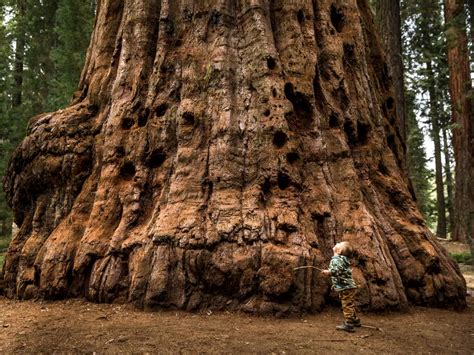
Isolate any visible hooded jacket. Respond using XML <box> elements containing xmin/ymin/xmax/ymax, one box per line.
<box><xmin>328</xmin><ymin>254</ymin><xmax>357</xmax><ymax>291</ymax></box>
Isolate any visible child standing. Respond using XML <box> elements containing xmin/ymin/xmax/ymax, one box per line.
<box><xmin>321</xmin><ymin>241</ymin><xmax>361</xmax><ymax>332</ymax></box>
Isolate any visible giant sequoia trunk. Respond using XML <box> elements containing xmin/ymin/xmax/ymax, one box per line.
<box><xmin>1</xmin><ymin>0</ymin><xmax>466</xmax><ymax>312</ymax></box>
<box><xmin>375</xmin><ymin>0</ymin><xmax>406</xmax><ymax>142</ymax></box>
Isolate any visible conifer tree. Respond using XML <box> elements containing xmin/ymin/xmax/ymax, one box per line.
<box><xmin>402</xmin><ymin>0</ymin><xmax>450</xmax><ymax>238</ymax></box>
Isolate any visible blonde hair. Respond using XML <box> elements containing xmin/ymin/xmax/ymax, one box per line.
<box><xmin>336</xmin><ymin>241</ymin><xmax>353</xmax><ymax>257</ymax></box>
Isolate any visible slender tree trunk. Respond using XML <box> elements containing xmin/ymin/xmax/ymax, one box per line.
<box><xmin>442</xmin><ymin>128</ymin><xmax>454</xmax><ymax>236</ymax></box>
<box><xmin>374</xmin><ymin>0</ymin><xmax>406</xmax><ymax>143</ymax></box>
<box><xmin>2</xmin><ymin>0</ymin><xmax>466</xmax><ymax>311</ymax></box>
<box><xmin>12</xmin><ymin>0</ymin><xmax>25</xmax><ymax>108</ymax></box>
<box><xmin>444</xmin><ymin>0</ymin><xmax>473</xmax><ymax>253</ymax></box>
<box><xmin>468</xmin><ymin>0</ymin><xmax>474</xmax><ymax>56</ymax></box>
<box><xmin>426</xmin><ymin>61</ymin><xmax>447</xmax><ymax>239</ymax></box>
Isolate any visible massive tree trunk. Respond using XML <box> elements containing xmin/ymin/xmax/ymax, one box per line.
<box><xmin>1</xmin><ymin>0</ymin><xmax>465</xmax><ymax>312</ymax></box>
<box><xmin>444</xmin><ymin>0</ymin><xmax>473</xmax><ymax>250</ymax></box>
<box><xmin>374</xmin><ymin>0</ymin><xmax>406</xmax><ymax>143</ymax></box>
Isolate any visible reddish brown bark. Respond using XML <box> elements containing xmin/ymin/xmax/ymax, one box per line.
<box><xmin>444</xmin><ymin>0</ymin><xmax>473</xmax><ymax>249</ymax></box>
<box><xmin>1</xmin><ymin>0</ymin><xmax>465</xmax><ymax>312</ymax></box>
<box><xmin>375</xmin><ymin>0</ymin><xmax>406</xmax><ymax>142</ymax></box>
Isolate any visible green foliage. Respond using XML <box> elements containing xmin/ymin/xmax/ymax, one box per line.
<box><xmin>0</xmin><ymin>1</ymin><xmax>95</xmax><ymax>235</ymax></box>
<box><xmin>0</xmin><ymin>234</ymin><xmax>10</xmax><ymax>268</ymax></box>
<box><xmin>449</xmin><ymin>252</ymin><xmax>472</xmax><ymax>264</ymax></box>
<box><xmin>50</xmin><ymin>0</ymin><xmax>94</xmax><ymax>109</ymax></box>
<box><xmin>0</xmin><ymin>235</ymin><xmax>10</xmax><ymax>251</ymax></box>
<box><xmin>405</xmin><ymin>89</ymin><xmax>436</xmax><ymax>227</ymax></box>
<box><xmin>401</xmin><ymin>0</ymin><xmax>454</xmax><ymax>233</ymax></box>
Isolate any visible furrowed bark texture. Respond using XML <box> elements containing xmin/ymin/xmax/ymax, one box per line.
<box><xmin>444</xmin><ymin>0</ymin><xmax>474</xmax><ymax>250</ymax></box>
<box><xmin>375</xmin><ymin>0</ymin><xmax>406</xmax><ymax>142</ymax></box>
<box><xmin>2</xmin><ymin>0</ymin><xmax>466</xmax><ymax>313</ymax></box>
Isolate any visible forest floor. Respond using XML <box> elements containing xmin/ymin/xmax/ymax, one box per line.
<box><xmin>0</xmin><ymin>296</ymin><xmax>472</xmax><ymax>354</ymax></box>
<box><xmin>0</xmin><ymin>240</ymin><xmax>473</xmax><ymax>354</ymax></box>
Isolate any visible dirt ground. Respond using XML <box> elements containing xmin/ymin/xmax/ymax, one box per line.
<box><xmin>1</xmin><ymin>240</ymin><xmax>473</xmax><ymax>353</ymax></box>
<box><xmin>0</xmin><ymin>296</ymin><xmax>472</xmax><ymax>354</ymax></box>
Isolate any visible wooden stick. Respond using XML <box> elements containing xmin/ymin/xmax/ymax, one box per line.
<box><xmin>293</xmin><ymin>266</ymin><xmax>324</xmax><ymax>271</ymax></box>
<box><xmin>361</xmin><ymin>324</ymin><xmax>383</xmax><ymax>331</ymax></box>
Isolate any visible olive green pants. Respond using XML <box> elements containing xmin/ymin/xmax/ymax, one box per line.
<box><xmin>339</xmin><ymin>288</ymin><xmax>358</xmax><ymax>323</ymax></box>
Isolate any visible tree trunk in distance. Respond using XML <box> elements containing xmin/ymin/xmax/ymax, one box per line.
<box><xmin>374</xmin><ymin>0</ymin><xmax>406</xmax><ymax>143</ymax></box>
<box><xmin>426</xmin><ymin>62</ymin><xmax>447</xmax><ymax>239</ymax></box>
<box><xmin>12</xmin><ymin>0</ymin><xmax>25</xmax><ymax>108</ymax></box>
<box><xmin>444</xmin><ymin>0</ymin><xmax>473</xmax><ymax>254</ymax></box>
<box><xmin>442</xmin><ymin>128</ymin><xmax>454</xmax><ymax>235</ymax></box>
<box><xmin>2</xmin><ymin>0</ymin><xmax>466</xmax><ymax>312</ymax></box>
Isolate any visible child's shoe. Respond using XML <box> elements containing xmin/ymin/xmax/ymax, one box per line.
<box><xmin>351</xmin><ymin>318</ymin><xmax>361</xmax><ymax>327</ymax></box>
<box><xmin>336</xmin><ymin>322</ymin><xmax>355</xmax><ymax>333</ymax></box>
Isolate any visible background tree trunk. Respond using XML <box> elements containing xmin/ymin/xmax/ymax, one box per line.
<box><xmin>444</xmin><ymin>0</ymin><xmax>473</xmax><ymax>254</ymax></box>
<box><xmin>426</xmin><ymin>60</ymin><xmax>447</xmax><ymax>239</ymax></box>
<box><xmin>442</xmin><ymin>127</ymin><xmax>454</xmax><ymax>235</ymax></box>
<box><xmin>2</xmin><ymin>0</ymin><xmax>465</xmax><ymax>312</ymax></box>
<box><xmin>12</xmin><ymin>0</ymin><xmax>25</xmax><ymax>108</ymax></box>
<box><xmin>374</xmin><ymin>0</ymin><xmax>406</xmax><ymax>143</ymax></box>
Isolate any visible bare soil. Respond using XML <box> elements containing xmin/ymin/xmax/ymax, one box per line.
<box><xmin>0</xmin><ymin>296</ymin><xmax>472</xmax><ymax>354</ymax></box>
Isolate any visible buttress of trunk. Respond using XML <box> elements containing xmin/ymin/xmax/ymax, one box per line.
<box><xmin>2</xmin><ymin>0</ymin><xmax>466</xmax><ymax>312</ymax></box>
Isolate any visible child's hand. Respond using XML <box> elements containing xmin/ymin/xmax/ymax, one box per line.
<box><xmin>320</xmin><ymin>269</ymin><xmax>331</xmax><ymax>276</ymax></box>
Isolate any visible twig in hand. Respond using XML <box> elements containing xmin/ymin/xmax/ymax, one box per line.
<box><xmin>293</xmin><ymin>266</ymin><xmax>324</xmax><ymax>272</ymax></box>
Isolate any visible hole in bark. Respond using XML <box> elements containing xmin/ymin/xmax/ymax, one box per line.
<box><xmin>329</xmin><ymin>113</ymin><xmax>339</xmax><ymax>127</ymax></box>
<box><xmin>387</xmin><ymin>134</ymin><xmax>396</xmax><ymax>152</ymax></box>
<box><xmin>156</xmin><ymin>103</ymin><xmax>168</xmax><ymax>117</ymax></box>
<box><xmin>330</xmin><ymin>4</ymin><xmax>345</xmax><ymax>33</ymax></box>
<box><xmin>284</xmin><ymin>83</ymin><xmax>314</xmax><ymax>125</ymax></box>
<box><xmin>121</xmin><ymin>117</ymin><xmax>134</xmax><ymax>130</ymax></box>
<box><xmin>373</xmin><ymin>278</ymin><xmax>387</xmax><ymax>286</ymax></box>
<box><xmin>261</xmin><ymin>177</ymin><xmax>271</xmax><ymax>196</ymax></box>
<box><xmin>273</xmin><ymin>130</ymin><xmax>288</xmax><ymax>148</ymax></box>
<box><xmin>174</xmin><ymin>38</ymin><xmax>183</xmax><ymax>47</ymax></box>
<box><xmin>170</xmin><ymin>87</ymin><xmax>181</xmax><ymax>102</ymax></box>
<box><xmin>278</xmin><ymin>171</ymin><xmax>291</xmax><ymax>190</ymax></box>
<box><xmin>426</xmin><ymin>260</ymin><xmax>441</xmax><ymax>274</ymax></box>
<box><xmin>146</xmin><ymin>150</ymin><xmax>167</xmax><ymax>169</ymax></box>
<box><xmin>210</xmin><ymin>10</ymin><xmax>221</xmax><ymax>25</ymax></box>
<box><xmin>357</xmin><ymin>257</ymin><xmax>366</xmax><ymax>267</ymax></box>
<box><xmin>182</xmin><ymin>112</ymin><xmax>195</xmax><ymax>125</ymax></box>
<box><xmin>272</xmin><ymin>88</ymin><xmax>277</xmax><ymax>97</ymax></box>
<box><xmin>286</xmin><ymin>152</ymin><xmax>300</xmax><ymax>163</ymax></box>
<box><xmin>357</xmin><ymin>121</ymin><xmax>370</xmax><ymax>145</ymax></box>
<box><xmin>116</xmin><ymin>146</ymin><xmax>125</xmax><ymax>158</ymax></box>
<box><xmin>88</xmin><ymin>104</ymin><xmax>99</xmax><ymax>116</ymax></box>
<box><xmin>164</xmin><ymin>20</ymin><xmax>174</xmax><ymax>36</ymax></box>
<box><xmin>344</xmin><ymin>120</ymin><xmax>357</xmax><ymax>147</ymax></box>
<box><xmin>137</xmin><ymin>108</ymin><xmax>150</xmax><ymax>127</ymax></box>
<box><xmin>343</xmin><ymin>43</ymin><xmax>357</xmax><ymax>67</ymax></box>
<box><xmin>266</xmin><ymin>56</ymin><xmax>276</xmax><ymax>70</ymax></box>
<box><xmin>378</xmin><ymin>160</ymin><xmax>389</xmax><ymax>175</ymax></box>
<box><xmin>297</xmin><ymin>9</ymin><xmax>305</xmax><ymax>24</ymax></box>
<box><xmin>264</xmin><ymin>109</ymin><xmax>271</xmax><ymax>117</ymax></box>
<box><xmin>120</xmin><ymin>161</ymin><xmax>136</xmax><ymax>180</ymax></box>
<box><xmin>386</xmin><ymin>97</ymin><xmax>394</xmax><ymax>110</ymax></box>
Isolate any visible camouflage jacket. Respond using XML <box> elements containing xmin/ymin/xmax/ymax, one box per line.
<box><xmin>328</xmin><ymin>255</ymin><xmax>357</xmax><ymax>292</ymax></box>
